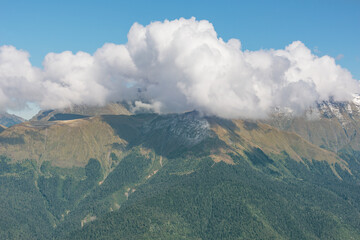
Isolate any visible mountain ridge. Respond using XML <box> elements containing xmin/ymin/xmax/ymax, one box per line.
<box><xmin>0</xmin><ymin>112</ymin><xmax>25</xmax><ymax>127</ymax></box>
<box><xmin>31</xmin><ymin>102</ymin><xmax>131</xmax><ymax>122</ymax></box>
<box><xmin>1</xmin><ymin>102</ymin><xmax>360</xmax><ymax>239</ymax></box>
<box><xmin>267</xmin><ymin>94</ymin><xmax>360</xmax><ymax>154</ymax></box>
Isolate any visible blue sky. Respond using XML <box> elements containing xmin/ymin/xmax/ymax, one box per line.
<box><xmin>1</xmin><ymin>0</ymin><xmax>359</xmax><ymax>119</ymax></box>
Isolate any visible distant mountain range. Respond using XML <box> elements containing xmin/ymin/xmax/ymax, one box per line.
<box><xmin>31</xmin><ymin>102</ymin><xmax>131</xmax><ymax>121</ymax></box>
<box><xmin>1</xmin><ymin>99</ymin><xmax>360</xmax><ymax>239</ymax></box>
<box><xmin>0</xmin><ymin>112</ymin><xmax>25</xmax><ymax>127</ymax></box>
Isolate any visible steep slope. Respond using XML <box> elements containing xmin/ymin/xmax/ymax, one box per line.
<box><xmin>267</xmin><ymin>95</ymin><xmax>360</xmax><ymax>153</ymax></box>
<box><xmin>68</xmin><ymin>115</ymin><xmax>360</xmax><ymax>240</ymax></box>
<box><xmin>73</xmin><ymin>160</ymin><xmax>360</xmax><ymax>240</ymax></box>
<box><xmin>1</xmin><ymin>112</ymin><xmax>360</xmax><ymax>239</ymax></box>
<box><xmin>0</xmin><ymin>112</ymin><xmax>25</xmax><ymax>127</ymax></box>
<box><xmin>0</xmin><ymin>117</ymin><xmax>126</xmax><ymax>169</ymax></box>
<box><xmin>210</xmin><ymin>119</ymin><xmax>350</xmax><ymax>178</ymax></box>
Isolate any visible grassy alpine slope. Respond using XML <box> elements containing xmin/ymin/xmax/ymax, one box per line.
<box><xmin>0</xmin><ymin>111</ymin><xmax>360</xmax><ymax>239</ymax></box>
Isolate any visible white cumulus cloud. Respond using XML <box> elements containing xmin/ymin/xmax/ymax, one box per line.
<box><xmin>0</xmin><ymin>45</ymin><xmax>42</xmax><ymax>110</ymax></box>
<box><xmin>0</xmin><ymin>17</ymin><xmax>358</xmax><ymax>119</ymax></box>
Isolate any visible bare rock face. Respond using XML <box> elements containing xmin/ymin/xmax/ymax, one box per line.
<box><xmin>142</xmin><ymin>111</ymin><xmax>211</xmax><ymax>147</ymax></box>
<box><xmin>267</xmin><ymin>94</ymin><xmax>360</xmax><ymax>152</ymax></box>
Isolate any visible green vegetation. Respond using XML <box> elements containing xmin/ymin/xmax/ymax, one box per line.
<box><xmin>1</xmin><ymin>112</ymin><xmax>360</xmax><ymax>239</ymax></box>
<box><xmin>0</xmin><ymin>156</ymin><xmax>53</xmax><ymax>240</ymax></box>
<box><xmin>74</xmin><ymin>157</ymin><xmax>360</xmax><ymax>239</ymax></box>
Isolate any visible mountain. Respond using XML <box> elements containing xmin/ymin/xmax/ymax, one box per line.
<box><xmin>31</xmin><ymin>102</ymin><xmax>131</xmax><ymax>122</ymax></box>
<box><xmin>0</xmin><ymin>112</ymin><xmax>25</xmax><ymax>127</ymax></box>
<box><xmin>1</xmin><ymin>106</ymin><xmax>360</xmax><ymax>239</ymax></box>
<box><xmin>267</xmin><ymin>95</ymin><xmax>360</xmax><ymax>160</ymax></box>
<box><xmin>0</xmin><ymin>124</ymin><xmax>6</xmax><ymax>133</ymax></box>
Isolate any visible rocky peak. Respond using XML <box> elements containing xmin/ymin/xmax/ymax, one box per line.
<box><xmin>142</xmin><ymin>111</ymin><xmax>211</xmax><ymax>146</ymax></box>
